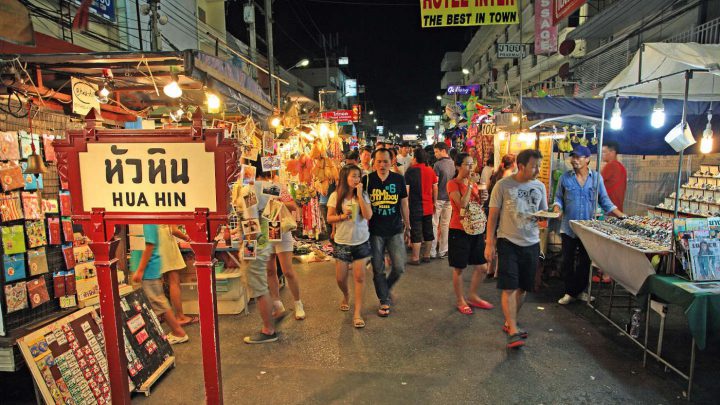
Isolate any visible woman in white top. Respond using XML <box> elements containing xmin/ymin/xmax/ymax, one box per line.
<box><xmin>327</xmin><ymin>164</ymin><xmax>373</xmax><ymax>328</ymax></box>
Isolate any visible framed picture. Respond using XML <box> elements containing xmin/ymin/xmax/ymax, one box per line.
<box><xmin>261</xmin><ymin>155</ymin><xmax>282</xmax><ymax>172</ymax></box>
<box><xmin>242</xmin><ymin>240</ymin><xmax>257</xmax><ymax>260</ymax></box>
<box><xmin>243</xmin><ymin>188</ymin><xmax>258</xmax><ymax>208</ymax></box>
<box><xmin>240</xmin><ymin>164</ymin><xmax>256</xmax><ymax>185</ymax></box>
<box><xmin>242</xmin><ymin>145</ymin><xmax>259</xmax><ymax>162</ymax></box>
<box><xmin>260</xmin><ymin>182</ymin><xmax>281</xmax><ymax>197</ymax></box>
<box><xmin>241</xmin><ymin>218</ymin><xmax>261</xmax><ymax>239</ymax></box>
<box><xmin>263</xmin><ymin>131</ymin><xmax>275</xmax><ymax>154</ymax></box>
<box><xmin>689</xmin><ymin>237</ymin><xmax>720</xmax><ymax>281</ymax></box>
<box><xmin>262</xmin><ymin>198</ymin><xmax>282</xmax><ymax>221</ymax></box>
<box><xmin>268</xmin><ymin>221</ymin><xmax>281</xmax><ymax>241</ymax></box>
<box><xmin>212</xmin><ymin>119</ymin><xmax>235</xmax><ymax>138</ymax></box>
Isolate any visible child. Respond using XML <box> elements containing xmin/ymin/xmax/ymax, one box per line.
<box><xmin>132</xmin><ymin>224</ymin><xmax>189</xmax><ymax>344</ymax></box>
<box><xmin>327</xmin><ymin>164</ymin><xmax>373</xmax><ymax>328</ymax></box>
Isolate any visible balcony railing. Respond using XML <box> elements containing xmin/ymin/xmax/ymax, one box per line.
<box><xmin>664</xmin><ymin>16</ymin><xmax>720</xmax><ymax>44</ymax></box>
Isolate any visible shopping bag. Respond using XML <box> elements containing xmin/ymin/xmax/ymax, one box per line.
<box><xmin>59</xmin><ymin>191</ymin><xmax>72</xmax><ymax>216</ymax></box>
<box><xmin>20</xmin><ymin>162</ymin><xmax>43</xmax><ymax>191</ymax></box>
<box><xmin>3</xmin><ymin>253</ymin><xmax>26</xmax><ymax>282</ymax></box>
<box><xmin>0</xmin><ymin>161</ymin><xmax>25</xmax><ymax>191</ymax></box>
<box><xmin>0</xmin><ymin>192</ymin><xmax>23</xmax><ymax>222</ymax></box>
<box><xmin>22</xmin><ymin>191</ymin><xmax>43</xmax><ymax>220</ymax></box>
<box><xmin>27</xmin><ymin>247</ymin><xmax>48</xmax><ymax>276</ymax></box>
<box><xmin>4</xmin><ymin>281</ymin><xmax>28</xmax><ymax>313</ymax></box>
<box><xmin>61</xmin><ymin>217</ymin><xmax>74</xmax><ymax>242</ymax></box>
<box><xmin>47</xmin><ymin>217</ymin><xmax>61</xmax><ymax>245</ymax></box>
<box><xmin>42</xmin><ymin>198</ymin><xmax>58</xmax><ymax>214</ymax></box>
<box><xmin>26</xmin><ymin>220</ymin><xmax>47</xmax><ymax>248</ymax></box>
<box><xmin>62</xmin><ymin>243</ymin><xmax>76</xmax><ymax>269</ymax></box>
<box><xmin>42</xmin><ymin>134</ymin><xmax>56</xmax><ymax>162</ymax></box>
<box><xmin>27</xmin><ymin>277</ymin><xmax>50</xmax><ymax>308</ymax></box>
<box><xmin>18</xmin><ymin>130</ymin><xmax>40</xmax><ymax>159</ymax></box>
<box><xmin>0</xmin><ymin>131</ymin><xmax>20</xmax><ymax>160</ymax></box>
<box><xmin>2</xmin><ymin>224</ymin><xmax>26</xmax><ymax>254</ymax></box>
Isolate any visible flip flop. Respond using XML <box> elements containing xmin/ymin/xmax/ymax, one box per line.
<box><xmin>339</xmin><ymin>302</ymin><xmax>350</xmax><ymax>312</ymax></box>
<box><xmin>502</xmin><ymin>324</ymin><xmax>528</xmax><ymax>338</ymax></box>
<box><xmin>468</xmin><ymin>299</ymin><xmax>494</xmax><ymax>310</ymax></box>
<box><xmin>457</xmin><ymin>305</ymin><xmax>473</xmax><ymax>315</ymax></box>
<box><xmin>353</xmin><ymin>318</ymin><xmax>366</xmax><ymax>328</ymax></box>
<box><xmin>377</xmin><ymin>305</ymin><xmax>391</xmax><ymax>317</ymax></box>
<box><xmin>180</xmin><ymin>315</ymin><xmax>200</xmax><ymax>326</ymax></box>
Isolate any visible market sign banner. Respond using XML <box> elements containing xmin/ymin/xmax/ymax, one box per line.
<box><xmin>321</xmin><ymin>110</ymin><xmax>355</xmax><ymax>122</ymax></box>
<box><xmin>447</xmin><ymin>84</ymin><xmax>480</xmax><ymax>95</ymax></box>
<box><xmin>78</xmin><ymin>143</ymin><xmax>217</xmax><ymax>213</ymax></box>
<box><xmin>534</xmin><ymin>0</ymin><xmax>558</xmax><ymax>54</ymax></box>
<box><xmin>424</xmin><ymin>115</ymin><xmax>442</xmax><ymax>127</ymax></box>
<box><xmin>71</xmin><ymin>77</ymin><xmax>100</xmax><ymax>116</ymax></box>
<box><xmin>497</xmin><ymin>43</ymin><xmax>527</xmax><ymax>58</ymax></box>
<box><xmin>420</xmin><ymin>0</ymin><xmax>519</xmax><ymax>28</ymax></box>
<box><xmin>553</xmin><ymin>0</ymin><xmax>586</xmax><ymax>25</ymax></box>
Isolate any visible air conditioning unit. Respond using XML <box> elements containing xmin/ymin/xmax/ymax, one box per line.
<box><xmin>558</xmin><ymin>27</ymin><xmax>586</xmax><ymax>58</ymax></box>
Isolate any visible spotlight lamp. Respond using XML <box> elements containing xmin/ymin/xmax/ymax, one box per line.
<box><xmin>610</xmin><ymin>95</ymin><xmax>623</xmax><ymax>131</ymax></box>
<box><xmin>701</xmin><ymin>111</ymin><xmax>714</xmax><ymax>154</ymax></box>
<box><xmin>163</xmin><ymin>74</ymin><xmax>182</xmax><ymax>98</ymax></box>
<box><xmin>206</xmin><ymin>92</ymin><xmax>221</xmax><ymax>113</ymax></box>
<box><xmin>650</xmin><ymin>81</ymin><xmax>666</xmax><ymax>129</ymax></box>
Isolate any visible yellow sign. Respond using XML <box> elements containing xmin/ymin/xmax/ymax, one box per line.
<box><xmin>79</xmin><ymin>143</ymin><xmax>217</xmax><ymax>213</ymax></box>
<box><xmin>420</xmin><ymin>0</ymin><xmax>520</xmax><ymax>28</ymax></box>
<box><xmin>71</xmin><ymin>77</ymin><xmax>100</xmax><ymax>116</ymax></box>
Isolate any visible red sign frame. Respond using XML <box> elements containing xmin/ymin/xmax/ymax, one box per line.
<box><xmin>321</xmin><ymin>109</ymin><xmax>355</xmax><ymax>122</ymax></box>
<box><xmin>54</xmin><ymin>109</ymin><xmax>238</xmax><ymax>405</ymax></box>
<box><xmin>552</xmin><ymin>0</ymin><xmax>586</xmax><ymax>25</ymax></box>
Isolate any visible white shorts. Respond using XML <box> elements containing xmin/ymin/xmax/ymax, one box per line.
<box><xmin>273</xmin><ymin>231</ymin><xmax>294</xmax><ymax>253</ymax></box>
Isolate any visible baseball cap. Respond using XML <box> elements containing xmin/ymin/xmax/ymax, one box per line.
<box><xmin>569</xmin><ymin>145</ymin><xmax>591</xmax><ymax>158</ymax></box>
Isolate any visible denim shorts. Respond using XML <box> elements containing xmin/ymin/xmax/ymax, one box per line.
<box><xmin>333</xmin><ymin>240</ymin><xmax>372</xmax><ymax>263</ymax></box>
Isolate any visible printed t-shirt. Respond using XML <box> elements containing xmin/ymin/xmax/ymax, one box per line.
<box><xmin>446</xmin><ymin>178</ymin><xmax>481</xmax><ymax>230</ymax></box>
<box><xmin>363</xmin><ymin>171</ymin><xmax>407</xmax><ymax>236</ymax></box>
<box><xmin>327</xmin><ymin>191</ymin><xmax>371</xmax><ymax>245</ymax></box>
<box><xmin>405</xmin><ymin>164</ymin><xmax>438</xmax><ymax>218</ymax></box>
<box><xmin>489</xmin><ymin>176</ymin><xmax>548</xmax><ymax>247</ymax></box>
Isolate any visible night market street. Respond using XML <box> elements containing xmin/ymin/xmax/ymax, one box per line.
<box><xmin>122</xmin><ymin>259</ymin><xmax>716</xmax><ymax>405</ymax></box>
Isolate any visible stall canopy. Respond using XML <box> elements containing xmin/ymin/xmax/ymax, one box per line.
<box><xmin>600</xmin><ymin>43</ymin><xmax>720</xmax><ymax>100</ymax></box>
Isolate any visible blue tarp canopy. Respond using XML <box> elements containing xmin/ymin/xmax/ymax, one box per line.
<box><xmin>522</xmin><ymin>97</ymin><xmax>720</xmax><ymax>155</ymax></box>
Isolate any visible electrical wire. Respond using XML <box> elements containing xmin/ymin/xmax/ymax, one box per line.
<box><xmin>284</xmin><ymin>0</ymin><xmax>323</xmax><ymax>48</ymax></box>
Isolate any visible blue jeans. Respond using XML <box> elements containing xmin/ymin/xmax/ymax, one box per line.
<box><xmin>370</xmin><ymin>233</ymin><xmax>407</xmax><ymax>305</ymax></box>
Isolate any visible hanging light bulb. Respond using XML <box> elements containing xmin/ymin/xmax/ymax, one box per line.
<box><xmin>163</xmin><ymin>74</ymin><xmax>182</xmax><ymax>98</ymax></box>
<box><xmin>95</xmin><ymin>78</ymin><xmax>111</xmax><ymax>103</ymax></box>
<box><xmin>169</xmin><ymin>105</ymin><xmax>185</xmax><ymax>122</ymax></box>
<box><xmin>650</xmin><ymin>81</ymin><xmax>665</xmax><ymax>129</ymax></box>
<box><xmin>701</xmin><ymin>112</ymin><xmax>714</xmax><ymax>154</ymax></box>
<box><xmin>610</xmin><ymin>95</ymin><xmax>623</xmax><ymax>130</ymax></box>
<box><xmin>206</xmin><ymin>92</ymin><xmax>221</xmax><ymax>113</ymax></box>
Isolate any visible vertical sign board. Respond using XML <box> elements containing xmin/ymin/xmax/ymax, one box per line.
<box><xmin>420</xmin><ymin>0</ymin><xmax>519</xmax><ymax>28</ymax></box>
<box><xmin>553</xmin><ymin>0</ymin><xmax>586</xmax><ymax>25</ymax></box>
<box><xmin>535</xmin><ymin>0</ymin><xmax>558</xmax><ymax>55</ymax></box>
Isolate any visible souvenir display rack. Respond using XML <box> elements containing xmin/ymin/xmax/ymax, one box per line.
<box><xmin>655</xmin><ymin>164</ymin><xmax>720</xmax><ymax>217</ymax></box>
<box><xmin>572</xmin><ymin>216</ymin><xmax>672</xmax><ymax>253</ymax></box>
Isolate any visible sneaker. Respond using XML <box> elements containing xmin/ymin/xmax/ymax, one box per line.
<box><xmin>438</xmin><ymin>252</ymin><xmax>448</xmax><ymax>259</ymax></box>
<box><xmin>243</xmin><ymin>332</ymin><xmax>278</xmax><ymax>344</ymax></box>
<box><xmin>507</xmin><ymin>333</ymin><xmax>525</xmax><ymax>349</ymax></box>
<box><xmin>557</xmin><ymin>294</ymin><xmax>576</xmax><ymax>305</ymax></box>
<box><xmin>578</xmin><ymin>292</ymin><xmax>596</xmax><ymax>302</ymax></box>
<box><xmin>294</xmin><ymin>301</ymin><xmax>306</xmax><ymax>320</ymax></box>
<box><xmin>167</xmin><ymin>333</ymin><xmax>189</xmax><ymax>345</ymax></box>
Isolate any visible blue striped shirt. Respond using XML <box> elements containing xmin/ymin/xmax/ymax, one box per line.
<box><xmin>554</xmin><ymin>170</ymin><xmax>616</xmax><ymax>238</ymax></box>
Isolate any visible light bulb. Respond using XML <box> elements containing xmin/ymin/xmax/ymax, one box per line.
<box><xmin>650</xmin><ymin>108</ymin><xmax>665</xmax><ymax>129</ymax></box>
<box><xmin>511</xmin><ymin>115</ymin><xmax>519</xmax><ymax>123</ymax></box>
<box><xmin>163</xmin><ymin>77</ymin><xmax>182</xmax><ymax>98</ymax></box>
<box><xmin>99</xmin><ymin>86</ymin><xmax>110</xmax><ymax>98</ymax></box>
<box><xmin>270</xmin><ymin>116</ymin><xmax>281</xmax><ymax>128</ymax></box>
<box><xmin>701</xmin><ymin>136</ymin><xmax>713</xmax><ymax>154</ymax></box>
<box><xmin>610</xmin><ymin>98</ymin><xmax>622</xmax><ymax>130</ymax></box>
<box><xmin>206</xmin><ymin>92</ymin><xmax>221</xmax><ymax>113</ymax></box>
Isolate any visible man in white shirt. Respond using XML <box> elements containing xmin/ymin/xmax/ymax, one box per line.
<box><xmin>396</xmin><ymin>142</ymin><xmax>413</xmax><ymax>175</ymax></box>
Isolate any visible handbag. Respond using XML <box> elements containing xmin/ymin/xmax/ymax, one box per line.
<box><xmin>27</xmin><ymin>247</ymin><xmax>49</xmax><ymax>276</ymax></box>
<box><xmin>459</xmin><ymin>181</ymin><xmax>487</xmax><ymax>236</ymax></box>
<box><xmin>2</xmin><ymin>225</ymin><xmax>26</xmax><ymax>254</ymax></box>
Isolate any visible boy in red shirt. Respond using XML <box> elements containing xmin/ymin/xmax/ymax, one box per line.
<box><xmin>601</xmin><ymin>141</ymin><xmax>627</xmax><ymax>212</ymax></box>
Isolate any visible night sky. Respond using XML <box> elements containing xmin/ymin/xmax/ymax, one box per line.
<box><xmin>227</xmin><ymin>0</ymin><xmax>475</xmax><ymax>134</ymax></box>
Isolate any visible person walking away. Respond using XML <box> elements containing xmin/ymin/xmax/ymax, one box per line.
<box><xmin>554</xmin><ymin>145</ymin><xmax>625</xmax><ymax>305</ymax></box>
<box><xmin>404</xmin><ymin>148</ymin><xmax>438</xmax><ymax>264</ymax></box>
<box><xmin>132</xmin><ymin>225</ymin><xmax>188</xmax><ymax>344</ymax></box>
<box><xmin>447</xmin><ymin>153</ymin><xmax>494</xmax><ymax>316</ymax></box>
<box><xmin>431</xmin><ymin>142</ymin><xmax>454</xmax><ymax>259</ymax></box>
<box><xmin>158</xmin><ymin>225</ymin><xmax>197</xmax><ymax>326</ymax></box>
<box><xmin>397</xmin><ymin>142</ymin><xmax>413</xmax><ymax>175</ymax></box>
<box><xmin>327</xmin><ymin>164</ymin><xmax>373</xmax><ymax>328</ymax></box>
<box><xmin>363</xmin><ymin>148</ymin><xmax>410</xmax><ymax>318</ymax></box>
<box><xmin>485</xmin><ymin>149</ymin><xmax>547</xmax><ymax>349</ymax></box>
<box><xmin>255</xmin><ymin>169</ymin><xmax>306</xmax><ymax>321</ymax></box>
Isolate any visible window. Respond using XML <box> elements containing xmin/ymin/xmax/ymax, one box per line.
<box><xmin>532</xmin><ymin>54</ymin><xmax>537</xmax><ymax>67</ymax></box>
<box><xmin>198</xmin><ymin>7</ymin><xmax>206</xmax><ymax>23</ymax></box>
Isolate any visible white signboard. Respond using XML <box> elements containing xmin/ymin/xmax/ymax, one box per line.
<box><xmin>344</xmin><ymin>79</ymin><xmax>357</xmax><ymax>97</ymax></box>
<box><xmin>79</xmin><ymin>143</ymin><xmax>217</xmax><ymax>213</ymax></box>
<box><xmin>71</xmin><ymin>77</ymin><xmax>100</xmax><ymax>116</ymax></box>
<box><xmin>497</xmin><ymin>43</ymin><xmax>527</xmax><ymax>58</ymax></box>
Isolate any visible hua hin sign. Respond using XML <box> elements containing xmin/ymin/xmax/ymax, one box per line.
<box><xmin>78</xmin><ymin>143</ymin><xmax>217</xmax><ymax>213</ymax></box>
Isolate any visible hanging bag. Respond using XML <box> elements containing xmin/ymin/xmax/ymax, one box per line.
<box><xmin>459</xmin><ymin>181</ymin><xmax>487</xmax><ymax>235</ymax></box>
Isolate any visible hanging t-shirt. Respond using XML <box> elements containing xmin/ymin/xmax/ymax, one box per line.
<box><xmin>327</xmin><ymin>191</ymin><xmax>371</xmax><ymax>246</ymax></box>
<box><xmin>404</xmin><ymin>164</ymin><xmax>438</xmax><ymax>218</ymax></box>
<box><xmin>363</xmin><ymin>171</ymin><xmax>408</xmax><ymax>236</ymax></box>
<box><xmin>446</xmin><ymin>178</ymin><xmax>482</xmax><ymax>230</ymax></box>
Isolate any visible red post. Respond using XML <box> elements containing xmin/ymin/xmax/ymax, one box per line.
<box><xmin>88</xmin><ymin>231</ymin><xmax>130</xmax><ymax>405</ymax></box>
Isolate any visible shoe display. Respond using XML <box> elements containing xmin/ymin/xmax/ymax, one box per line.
<box><xmin>167</xmin><ymin>333</ymin><xmax>189</xmax><ymax>345</ymax></box>
<box><xmin>243</xmin><ymin>332</ymin><xmax>279</xmax><ymax>344</ymax></box>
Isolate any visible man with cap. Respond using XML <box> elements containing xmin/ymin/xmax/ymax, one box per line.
<box><xmin>552</xmin><ymin>145</ymin><xmax>625</xmax><ymax>305</ymax></box>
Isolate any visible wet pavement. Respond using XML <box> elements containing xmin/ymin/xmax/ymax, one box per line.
<box><xmin>4</xmin><ymin>258</ymin><xmax>719</xmax><ymax>404</ymax></box>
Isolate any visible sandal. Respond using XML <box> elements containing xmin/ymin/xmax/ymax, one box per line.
<box><xmin>377</xmin><ymin>305</ymin><xmax>391</xmax><ymax>317</ymax></box>
<box><xmin>353</xmin><ymin>317</ymin><xmax>366</xmax><ymax>328</ymax></box>
<box><xmin>179</xmin><ymin>315</ymin><xmax>200</xmax><ymax>326</ymax></box>
<box><xmin>502</xmin><ymin>324</ymin><xmax>528</xmax><ymax>338</ymax></box>
<box><xmin>457</xmin><ymin>305</ymin><xmax>473</xmax><ymax>315</ymax></box>
<box><xmin>339</xmin><ymin>302</ymin><xmax>350</xmax><ymax>312</ymax></box>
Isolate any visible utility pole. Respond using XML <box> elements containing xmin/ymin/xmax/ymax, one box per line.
<box><xmin>135</xmin><ymin>0</ymin><xmax>144</xmax><ymax>51</ymax></box>
<box><xmin>150</xmin><ymin>0</ymin><xmax>161</xmax><ymax>51</ymax></box>
<box><xmin>264</xmin><ymin>0</ymin><xmax>275</xmax><ymax>106</ymax></box>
